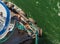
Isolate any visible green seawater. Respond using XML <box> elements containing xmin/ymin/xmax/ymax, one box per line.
<box><xmin>10</xmin><ymin>0</ymin><xmax>60</xmax><ymax>44</ymax></box>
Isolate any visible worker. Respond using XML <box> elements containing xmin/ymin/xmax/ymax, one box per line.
<box><xmin>0</xmin><ymin>12</ymin><xmax>3</xmax><ymax>17</ymax></box>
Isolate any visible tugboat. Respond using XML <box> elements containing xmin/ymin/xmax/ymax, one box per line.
<box><xmin>0</xmin><ymin>0</ymin><xmax>42</xmax><ymax>44</ymax></box>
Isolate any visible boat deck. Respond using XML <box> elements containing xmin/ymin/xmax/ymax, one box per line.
<box><xmin>3</xmin><ymin>29</ymin><xmax>33</xmax><ymax>44</ymax></box>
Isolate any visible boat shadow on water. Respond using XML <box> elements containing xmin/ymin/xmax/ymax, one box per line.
<box><xmin>41</xmin><ymin>33</ymin><xmax>53</xmax><ymax>44</ymax></box>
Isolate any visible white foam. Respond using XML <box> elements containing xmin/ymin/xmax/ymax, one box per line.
<box><xmin>57</xmin><ymin>2</ymin><xmax>60</xmax><ymax>9</ymax></box>
<box><xmin>58</xmin><ymin>12</ymin><xmax>60</xmax><ymax>16</ymax></box>
<box><xmin>36</xmin><ymin>1</ymin><xmax>39</xmax><ymax>4</ymax></box>
<box><xmin>46</xmin><ymin>7</ymin><xmax>48</xmax><ymax>8</ymax></box>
